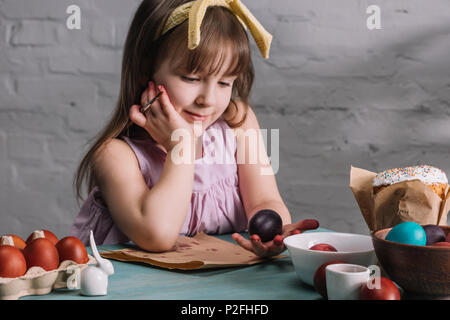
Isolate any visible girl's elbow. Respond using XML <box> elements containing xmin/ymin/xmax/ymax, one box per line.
<box><xmin>145</xmin><ymin>240</ymin><xmax>175</xmax><ymax>253</ymax></box>
<box><xmin>133</xmin><ymin>229</ymin><xmax>178</xmax><ymax>253</ymax></box>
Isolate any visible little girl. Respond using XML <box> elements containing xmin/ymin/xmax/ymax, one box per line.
<box><xmin>71</xmin><ymin>0</ymin><xmax>318</xmax><ymax>257</ymax></box>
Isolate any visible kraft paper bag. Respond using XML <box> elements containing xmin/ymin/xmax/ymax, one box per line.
<box><xmin>99</xmin><ymin>232</ymin><xmax>286</xmax><ymax>270</ymax></box>
<box><xmin>349</xmin><ymin>166</ymin><xmax>450</xmax><ymax>232</ymax></box>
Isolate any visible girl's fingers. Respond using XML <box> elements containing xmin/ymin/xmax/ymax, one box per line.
<box><xmin>233</xmin><ymin>233</ymin><xmax>268</xmax><ymax>256</ymax></box>
<box><xmin>281</xmin><ymin>220</ymin><xmax>318</xmax><ymax>238</ymax></box>
<box><xmin>293</xmin><ymin>219</ymin><xmax>319</xmax><ymax>232</ymax></box>
<box><xmin>231</xmin><ymin>233</ymin><xmax>254</xmax><ymax>252</ymax></box>
<box><xmin>139</xmin><ymin>81</ymin><xmax>161</xmax><ymax>118</ymax></box>
<box><xmin>273</xmin><ymin>235</ymin><xmax>284</xmax><ymax>246</ymax></box>
<box><xmin>233</xmin><ymin>233</ymin><xmax>287</xmax><ymax>257</ymax></box>
<box><xmin>141</xmin><ymin>82</ymin><xmax>151</xmax><ymax>108</ymax></box>
<box><xmin>146</xmin><ymin>82</ymin><xmax>163</xmax><ymax>118</ymax></box>
<box><xmin>157</xmin><ymin>85</ymin><xmax>177</xmax><ymax>118</ymax></box>
<box><xmin>250</xmin><ymin>235</ymin><xmax>268</xmax><ymax>255</ymax></box>
<box><xmin>129</xmin><ymin>104</ymin><xmax>148</xmax><ymax>128</ymax></box>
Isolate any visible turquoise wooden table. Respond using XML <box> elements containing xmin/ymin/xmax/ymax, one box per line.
<box><xmin>21</xmin><ymin>229</ymin><xmax>330</xmax><ymax>300</ymax></box>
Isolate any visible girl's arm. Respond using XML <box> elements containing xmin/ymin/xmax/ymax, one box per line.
<box><xmin>231</xmin><ymin>103</ymin><xmax>318</xmax><ymax>257</ymax></box>
<box><xmin>93</xmin><ymin>138</ymin><xmax>195</xmax><ymax>252</ymax></box>
<box><xmin>232</xmin><ymin>104</ymin><xmax>291</xmax><ymax>224</ymax></box>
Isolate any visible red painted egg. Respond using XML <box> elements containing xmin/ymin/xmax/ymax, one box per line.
<box><xmin>3</xmin><ymin>234</ymin><xmax>27</xmax><ymax>250</ymax></box>
<box><xmin>56</xmin><ymin>236</ymin><xmax>88</xmax><ymax>264</ymax></box>
<box><xmin>309</xmin><ymin>243</ymin><xmax>338</xmax><ymax>252</ymax></box>
<box><xmin>26</xmin><ymin>230</ymin><xmax>58</xmax><ymax>246</ymax></box>
<box><xmin>23</xmin><ymin>238</ymin><xmax>59</xmax><ymax>271</ymax></box>
<box><xmin>313</xmin><ymin>260</ymin><xmax>345</xmax><ymax>299</ymax></box>
<box><xmin>0</xmin><ymin>245</ymin><xmax>27</xmax><ymax>278</ymax></box>
<box><xmin>432</xmin><ymin>242</ymin><xmax>450</xmax><ymax>247</ymax></box>
<box><xmin>359</xmin><ymin>277</ymin><xmax>401</xmax><ymax>300</ymax></box>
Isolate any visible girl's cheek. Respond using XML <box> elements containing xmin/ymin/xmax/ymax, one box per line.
<box><xmin>221</xmin><ymin>91</ymin><xmax>233</xmax><ymax>110</ymax></box>
<box><xmin>174</xmin><ymin>89</ymin><xmax>197</xmax><ymax>108</ymax></box>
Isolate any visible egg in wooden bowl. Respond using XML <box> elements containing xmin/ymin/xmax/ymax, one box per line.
<box><xmin>372</xmin><ymin>225</ymin><xmax>450</xmax><ymax>298</ymax></box>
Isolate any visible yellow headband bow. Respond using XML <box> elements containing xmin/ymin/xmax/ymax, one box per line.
<box><xmin>155</xmin><ymin>0</ymin><xmax>272</xmax><ymax>59</ymax></box>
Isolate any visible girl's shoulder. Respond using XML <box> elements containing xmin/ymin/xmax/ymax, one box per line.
<box><xmin>92</xmin><ymin>138</ymin><xmax>139</xmax><ymax>181</ymax></box>
<box><xmin>227</xmin><ymin>102</ymin><xmax>259</xmax><ymax>135</ymax></box>
<box><xmin>95</xmin><ymin>138</ymin><xmax>133</xmax><ymax>160</ymax></box>
<box><xmin>221</xmin><ymin>100</ymin><xmax>257</xmax><ymax>134</ymax></box>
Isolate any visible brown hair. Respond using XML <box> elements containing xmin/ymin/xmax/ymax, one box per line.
<box><xmin>73</xmin><ymin>0</ymin><xmax>254</xmax><ymax>205</ymax></box>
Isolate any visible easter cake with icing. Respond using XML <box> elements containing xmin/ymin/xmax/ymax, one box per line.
<box><xmin>373</xmin><ymin>165</ymin><xmax>448</xmax><ymax>200</ymax></box>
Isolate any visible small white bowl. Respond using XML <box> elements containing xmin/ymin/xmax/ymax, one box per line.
<box><xmin>283</xmin><ymin>232</ymin><xmax>377</xmax><ymax>287</ymax></box>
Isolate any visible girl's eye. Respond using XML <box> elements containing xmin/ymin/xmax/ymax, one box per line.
<box><xmin>182</xmin><ymin>76</ymin><xmax>199</xmax><ymax>82</ymax></box>
<box><xmin>181</xmin><ymin>75</ymin><xmax>232</xmax><ymax>87</ymax></box>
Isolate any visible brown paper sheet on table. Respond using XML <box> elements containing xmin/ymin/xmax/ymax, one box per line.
<box><xmin>350</xmin><ymin>166</ymin><xmax>450</xmax><ymax>232</ymax></box>
<box><xmin>99</xmin><ymin>232</ymin><xmax>287</xmax><ymax>270</ymax></box>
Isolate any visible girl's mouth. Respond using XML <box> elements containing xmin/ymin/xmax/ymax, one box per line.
<box><xmin>185</xmin><ymin>110</ymin><xmax>209</xmax><ymax>121</ymax></box>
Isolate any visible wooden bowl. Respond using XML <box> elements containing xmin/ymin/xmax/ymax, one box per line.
<box><xmin>372</xmin><ymin>225</ymin><xmax>450</xmax><ymax>298</ymax></box>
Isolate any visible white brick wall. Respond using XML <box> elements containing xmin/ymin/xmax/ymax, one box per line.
<box><xmin>0</xmin><ymin>0</ymin><xmax>449</xmax><ymax>238</ymax></box>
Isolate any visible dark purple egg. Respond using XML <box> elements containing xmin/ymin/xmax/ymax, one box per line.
<box><xmin>248</xmin><ymin>210</ymin><xmax>282</xmax><ymax>242</ymax></box>
<box><xmin>423</xmin><ymin>224</ymin><xmax>446</xmax><ymax>245</ymax></box>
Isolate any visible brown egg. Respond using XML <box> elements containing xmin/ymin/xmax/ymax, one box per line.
<box><xmin>4</xmin><ymin>234</ymin><xmax>27</xmax><ymax>250</ymax></box>
<box><xmin>26</xmin><ymin>229</ymin><xmax>58</xmax><ymax>246</ymax></box>
<box><xmin>359</xmin><ymin>277</ymin><xmax>401</xmax><ymax>300</ymax></box>
<box><xmin>432</xmin><ymin>242</ymin><xmax>450</xmax><ymax>247</ymax></box>
<box><xmin>0</xmin><ymin>245</ymin><xmax>27</xmax><ymax>278</ymax></box>
<box><xmin>56</xmin><ymin>236</ymin><xmax>88</xmax><ymax>264</ymax></box>
<box><xmin>23</xmin><ymin>238</ymin><xmax>59</xmax><ymax>271</ymax></box>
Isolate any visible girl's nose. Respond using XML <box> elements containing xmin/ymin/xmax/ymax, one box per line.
<box><xmin>196</xmin><ymin>84</ymin><xmax>216</xmax><ymax>107</ymax></box>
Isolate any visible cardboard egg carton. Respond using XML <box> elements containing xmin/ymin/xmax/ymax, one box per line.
<box><xmin>0</xmin><ymin>254</ymin><xmax>96</xmax><ymax>300</ymax></box>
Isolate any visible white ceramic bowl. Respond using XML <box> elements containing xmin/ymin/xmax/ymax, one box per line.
<box><xmin>283</xmin><ymin>232</ymin><xmax>377</xmax><ymax>287</ymax></box>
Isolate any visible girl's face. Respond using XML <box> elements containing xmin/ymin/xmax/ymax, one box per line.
<box><xmin>152</xmin><ymin>50</ymin><xmax>237</xmax><ymax>130</ymax></box>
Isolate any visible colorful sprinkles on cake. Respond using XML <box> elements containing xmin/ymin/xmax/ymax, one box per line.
<box><xmin>373</xmin><ymin>165</ymin><xmax>448</xmax><ymax>187</ymax></box>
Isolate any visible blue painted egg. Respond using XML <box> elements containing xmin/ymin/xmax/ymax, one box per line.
<box><xmin>385</xmin><ymin>222</ymin><xmax>427</xmax><ymax>246</ymax></box>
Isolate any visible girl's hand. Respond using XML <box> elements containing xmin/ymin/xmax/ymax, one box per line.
<box><xmin>129</xmin><ymin>81</ymin><xmax>195</xmax><ymax>153</ymax></box>
<box><xmin>232</xmin><ymin>219</ymin><xmax>319</xmax><ymax>258</ymax></box>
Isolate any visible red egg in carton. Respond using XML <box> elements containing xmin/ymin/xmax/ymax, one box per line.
<box><xmin>0</xmin><ymin>255</ymin><xmax>96</xmax><ymax>300</ymax></box>
<box><xmin>0</xmin><ymin>231</ymin><xmax>97</xmax><ymax>300</ymax></box>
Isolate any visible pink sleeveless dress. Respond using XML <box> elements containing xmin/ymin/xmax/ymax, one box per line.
<box><xmin>70</xmin><ymin>119</ymin><xmax>248</xmax><ymax>245</ymax></box>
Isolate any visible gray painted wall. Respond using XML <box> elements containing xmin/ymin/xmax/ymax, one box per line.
<box><xmin>1</xmin><ymin>0</ymin><xmax>449</xmax><ymax>239</ymax></box>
